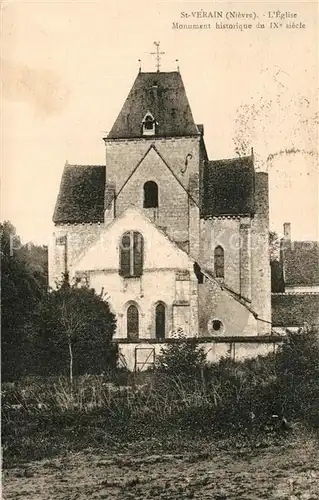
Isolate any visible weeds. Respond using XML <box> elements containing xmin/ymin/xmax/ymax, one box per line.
<box><xmin>2</xmin><ymin>328</ymin><xmax>319</xmax><ymax>465</ymax></box>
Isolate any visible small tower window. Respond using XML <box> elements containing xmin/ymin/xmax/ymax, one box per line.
<box><xmin>120</xmin><ymin>231</ymin><xmax>144</xmax><ymax>278</ymax></box>
<box><xmin>142</xmin><ymin>111</ymin><xmax>156</xmax><ymax>136</ymax></box>
<box><xmin>144</xmin><ymin>116</ymin><xmax>153</xmax><ymax>130</ymax></box>
<box><xmin>214</xmin><ymin>246</ymin><xmax>225</xmax><ymax>278</ymax></box>
<box><xmin>143</xmin><ymin>181</ymin><xmax>158</xmax><ymax>208</ymax></box>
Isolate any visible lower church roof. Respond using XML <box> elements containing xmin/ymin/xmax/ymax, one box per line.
<box><xmin>202</xmin><ymin>156</ymin><xmax>255</xmax><ymax>217</ymax></box>
<box><xmin>53</xmin><ymin>164</ymin><xmax>105</xmax><ymax>224</ymax></box>
<box><xmin>53</xmin><ymin>155</ymin><xmax>256</xmax><ymax>224</ymax></box>
<box><xmin>272</xmin><ymin>293</ymin><xmax>319</xmax><ymax>327</ymax></box>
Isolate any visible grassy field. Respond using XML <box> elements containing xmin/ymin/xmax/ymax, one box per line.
<box><xmin>3</xmin><ymin>436</ymin><xmax>319</xmax><ymax>499</ymax></box>
<box><xmin>3</xmin><ymin>332</ymin><xmax>319</xmax><ymax>498</ymax></box>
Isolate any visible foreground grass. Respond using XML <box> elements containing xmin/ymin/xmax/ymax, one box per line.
<box><xmin>3</xmin><ymin>435</ymin><xmax>319</xmax><ymax>500</ymax></box>
<box><xmin>2</xmin><ymin>369</ymin><xmax>317</xmax><ymax>467</ymax></box>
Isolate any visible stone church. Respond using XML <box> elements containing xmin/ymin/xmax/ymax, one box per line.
<box><xmin>49</xmin><ymin>69</ymin><xmax>271</xmax><ymax>344</ymax></box>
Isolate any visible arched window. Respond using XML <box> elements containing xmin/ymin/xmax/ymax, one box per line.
<box><xmin>143</xmin><ymin>181</ymin><xmax>158</xmax><ymax>208</ymax></box>
<box><xmin>120</xmin><ymin>231</ymin><xmax>144</xmax><ymax>278</ymax></box>
<box><xmin>127</xmin><ymin>304</ymin><xmax>139</xmax><ymax>340</ymax></box>
<box><xmin>214</xmin><ymin>246</ymin><xmax>224</xmax><ymax>278</ymax></box>
<box><xmin>155</xmin><ymin>303</ymin><xmax>166</xmax><ymax>339</ymax></box>
<box><xmin>142</xmin><ymin>111</ymin><xmax>156</xmax><ymax>136</ymax></box>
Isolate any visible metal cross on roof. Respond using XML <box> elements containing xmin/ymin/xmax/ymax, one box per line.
<box><xmin>150</xmin><ymin>41</ymin><xmax>165</xmax><ymax>72</ymax></box>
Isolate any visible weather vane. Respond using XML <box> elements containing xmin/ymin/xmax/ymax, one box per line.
<box><xmin>150</xmin><ymin>41</ymin><xmax>165</xmax><ymax>72</ymax></box>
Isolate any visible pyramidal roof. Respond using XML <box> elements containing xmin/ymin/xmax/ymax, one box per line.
<box><xmin>107</xmin><ymin>71</ymin><xmax>200</xmax><ymax>139</ymax></box>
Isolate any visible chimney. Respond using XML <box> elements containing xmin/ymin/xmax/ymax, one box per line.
<box><xmin>283</xmin><ymin>222</ymin><xmax>291</xmax><ymax>240</ymax></box>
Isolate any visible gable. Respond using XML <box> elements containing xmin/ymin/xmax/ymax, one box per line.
<box><xmin>72</xmin><ymin>207</ymin><xmax>192</xmax><ymax>272</ymax></box>
<box><xmin>116</xmin><ymin>145</ymin><xmax>191</xmax><ymax>206</ymax></box>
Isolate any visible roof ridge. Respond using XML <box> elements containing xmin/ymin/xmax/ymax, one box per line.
<box><xmin>65</xmin><ymin>164</ymin><xmax>105</xmax><ymax>168</ymax></box>
<box><xmin>209</xmin><ymin>155</ymin><xmax>253</xmax><ymax>164</ymax></box>
<box><xmin>288</xmin><ymin>239</ymin><xmax>319</xmax><ymax>245</ymax></box>
<box><xmin>272</xmin><ymin>292</ymin><xmax>319</xmax><ymax>296</ymax></box>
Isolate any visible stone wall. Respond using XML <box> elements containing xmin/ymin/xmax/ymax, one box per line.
<box><xmin>251</xmin><ymin>172</ymin><xmax>272</xmax><ymax>333</ymax></box>
<box><xmin>198</xmin><ymin>278</ymin><xmax>257</xmax><ymax>336</ymax></box>
<box><xmin>86</xmin><ymin>268</ymin><xmax>196</xmax><ymax>339</ymax></box>
<box><xmin>104</xmin><ymin>136</ymin><xmax>201</xmax><ymax>196</ymax></box>
<box><xmin>49</xmin><ymin>223</ymin><xmax>103</xmax><ymax>286</ymax></box>
<box><xmin>115</xmin><ymin>146</ymin><xmax>190</xmax><ymax>245</ymax></box>
<box><xmin>116</xmin><ymin>340</ymin><xmax>280</xmax><ymax>371</ymax></box>
<box><xmin>200</xmin><ymin>217</ymin><xmax>242</xmax><ymax>294</ymax></box>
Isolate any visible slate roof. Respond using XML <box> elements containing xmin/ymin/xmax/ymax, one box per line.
<box><xmin>282</xmin><ymin>241</ymin><xmax>319</xmax><ymax>286</ymax></box>
<box><xmin>107</xmin><ymin>71</ymin><xmax>199</xmax><ymax>139</ymax></box>
<box><xmin>202</xmin><ymin>155</ymin><xmax>255</xmax><ymax>217</ymax></box>
<box><xmin>272</xmin><ymin>293</ymin><xmax>319</xmax><ymax>327</ymax></box>
<box><xmin>53</xmin><ymin>164</ymin><xmax>105</xmax><ymax>224</ymax></box>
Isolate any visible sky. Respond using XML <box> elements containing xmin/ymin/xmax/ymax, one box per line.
<box><xmin>1</xmin><ymin>0</ymin><xmax>318</xmax><ymax>244</ymax></box>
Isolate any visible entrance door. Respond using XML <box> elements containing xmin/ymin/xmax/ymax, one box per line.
<box><xmin>155</xmin><ymin>303</ymin><xmax>165</xmax><ymax>339</ymax></box>
<box><xmin>127</xmin><ymin>304</ymin><xmax>139</xmax><ymax>340</ymax></box>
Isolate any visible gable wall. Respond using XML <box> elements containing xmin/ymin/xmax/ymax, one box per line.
<box><xmin>72</xmin><ymin>209</ymin><xmax>191</xmax><ymax>273</ymax></box>
<box><xmin>116</xmin><ymin>148</ymin><xmax>190</xmax><ymax>245</ymax></box>
<box><xmin>105</xmin><ymin>136</ymin><xmax>201</xmax><ymax>198</ymax></box>
<box><xmin>87</xmin><ymin>268</ymin><xmax>198</xmax><ymax>339</ymax></box>
<box><xmin>67</xmin><ymin>209</ymin><xmax>199</xmax><ymax>339</ymax></box>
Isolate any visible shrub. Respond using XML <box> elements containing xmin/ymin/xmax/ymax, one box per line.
<box><xmin>155</xmin><ymin>332</ymin><xmax>207</xmax><ymax>383</ymax></box>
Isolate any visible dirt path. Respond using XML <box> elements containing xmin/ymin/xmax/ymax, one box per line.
<box><xmin>3</xmin><ymin>439</ymin><xmax>319</xmax><ymax>499</ymax></box>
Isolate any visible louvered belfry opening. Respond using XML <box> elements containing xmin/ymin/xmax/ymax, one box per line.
<box><xmin>119</xmin><ymin>231</ymin><xmax>144</xmax><ymax>278</ymax></box>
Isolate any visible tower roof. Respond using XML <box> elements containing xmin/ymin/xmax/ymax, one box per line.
<box><xmin>106</xmin><ymin>71</ymin><xmax>199</xmax><ymax>139</ymax></box>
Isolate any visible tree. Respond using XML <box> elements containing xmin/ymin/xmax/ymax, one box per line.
<box><xmin>274</xmin><ymin>327</ymin><xmax>319</xmax><ymax>427</ymax></box>
<box><xmin>1</xmin><ymin>222</ymin><xmax>47</xmax><ymax>380</ymax></box>
<box><xmin>269</xmin><ymin>231</ymin><xmax>284</xmax><ymax>293</ymax></box>
<box><xmin>31</xmin><ymin>275</ymin><xmax>117</xmax><ymax>383</ymax></box>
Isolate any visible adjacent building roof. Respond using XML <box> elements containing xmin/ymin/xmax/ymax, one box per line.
<box><xmin>202</xmin><ymin>155</ymin><xmax>255</xmax><ymax>217</ymax></box>
<box><xmin>53</xmin><ymin>164</ymin><xmax>105</xmax><ymax>224</ymax></box>
<box><xmin>272</xmin><ymin>293</ymin><xmax>319</xmax><ymax>327</ymax></box>
<box><xmin>106</xmin><ymin>71</ymin><xmax>199</xmax><ymax>139</ymax></box>
<box><xmin>282</xmin><ymin>240</ymin><xmax>319</xmax><ymax>286</ymax></box>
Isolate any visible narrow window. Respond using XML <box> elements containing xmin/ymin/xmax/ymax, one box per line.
<box><xmin>127</xmin><ymin>304</ymin><xmax>139</xmax><ymax>340</ymax></box>
<box><xmin>119</xmin><ymin>231</ymin><xmax>144</xmax><ymax>278</ymax></box>
<box><xmin>143</xmin><ymin>181</ymin><xmax>158</xmax><ymax>208</ymax></box>
<box><xmin>214</xmin><ymin>246</ymin><xmax>224</xmax><ymax>278</ymax></box>
<box><xmin>155</xmin><ymin>303</ymin><xmax>166</xmax><ymax>339</ymax></box>
<box><xmin>144</xmin><ymin>116</ymin><xmax>154</xmax><ymax>130</ymax></box>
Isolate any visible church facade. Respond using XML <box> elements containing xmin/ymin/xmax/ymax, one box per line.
<box><xmin>49</xmin><ymin>70</ymin><xmax>271</xmax><ymax>343</ymax></box>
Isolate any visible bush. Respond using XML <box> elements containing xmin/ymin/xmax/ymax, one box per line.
<box><xmin>155</xmin><ymin>332</ymin><xmax>207</xmax><ymax>383</ymax></box>
<box><xmin>274</xmin><ymin>327</ymin><xmax>319</xmax><ymax>427</ymax></box>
